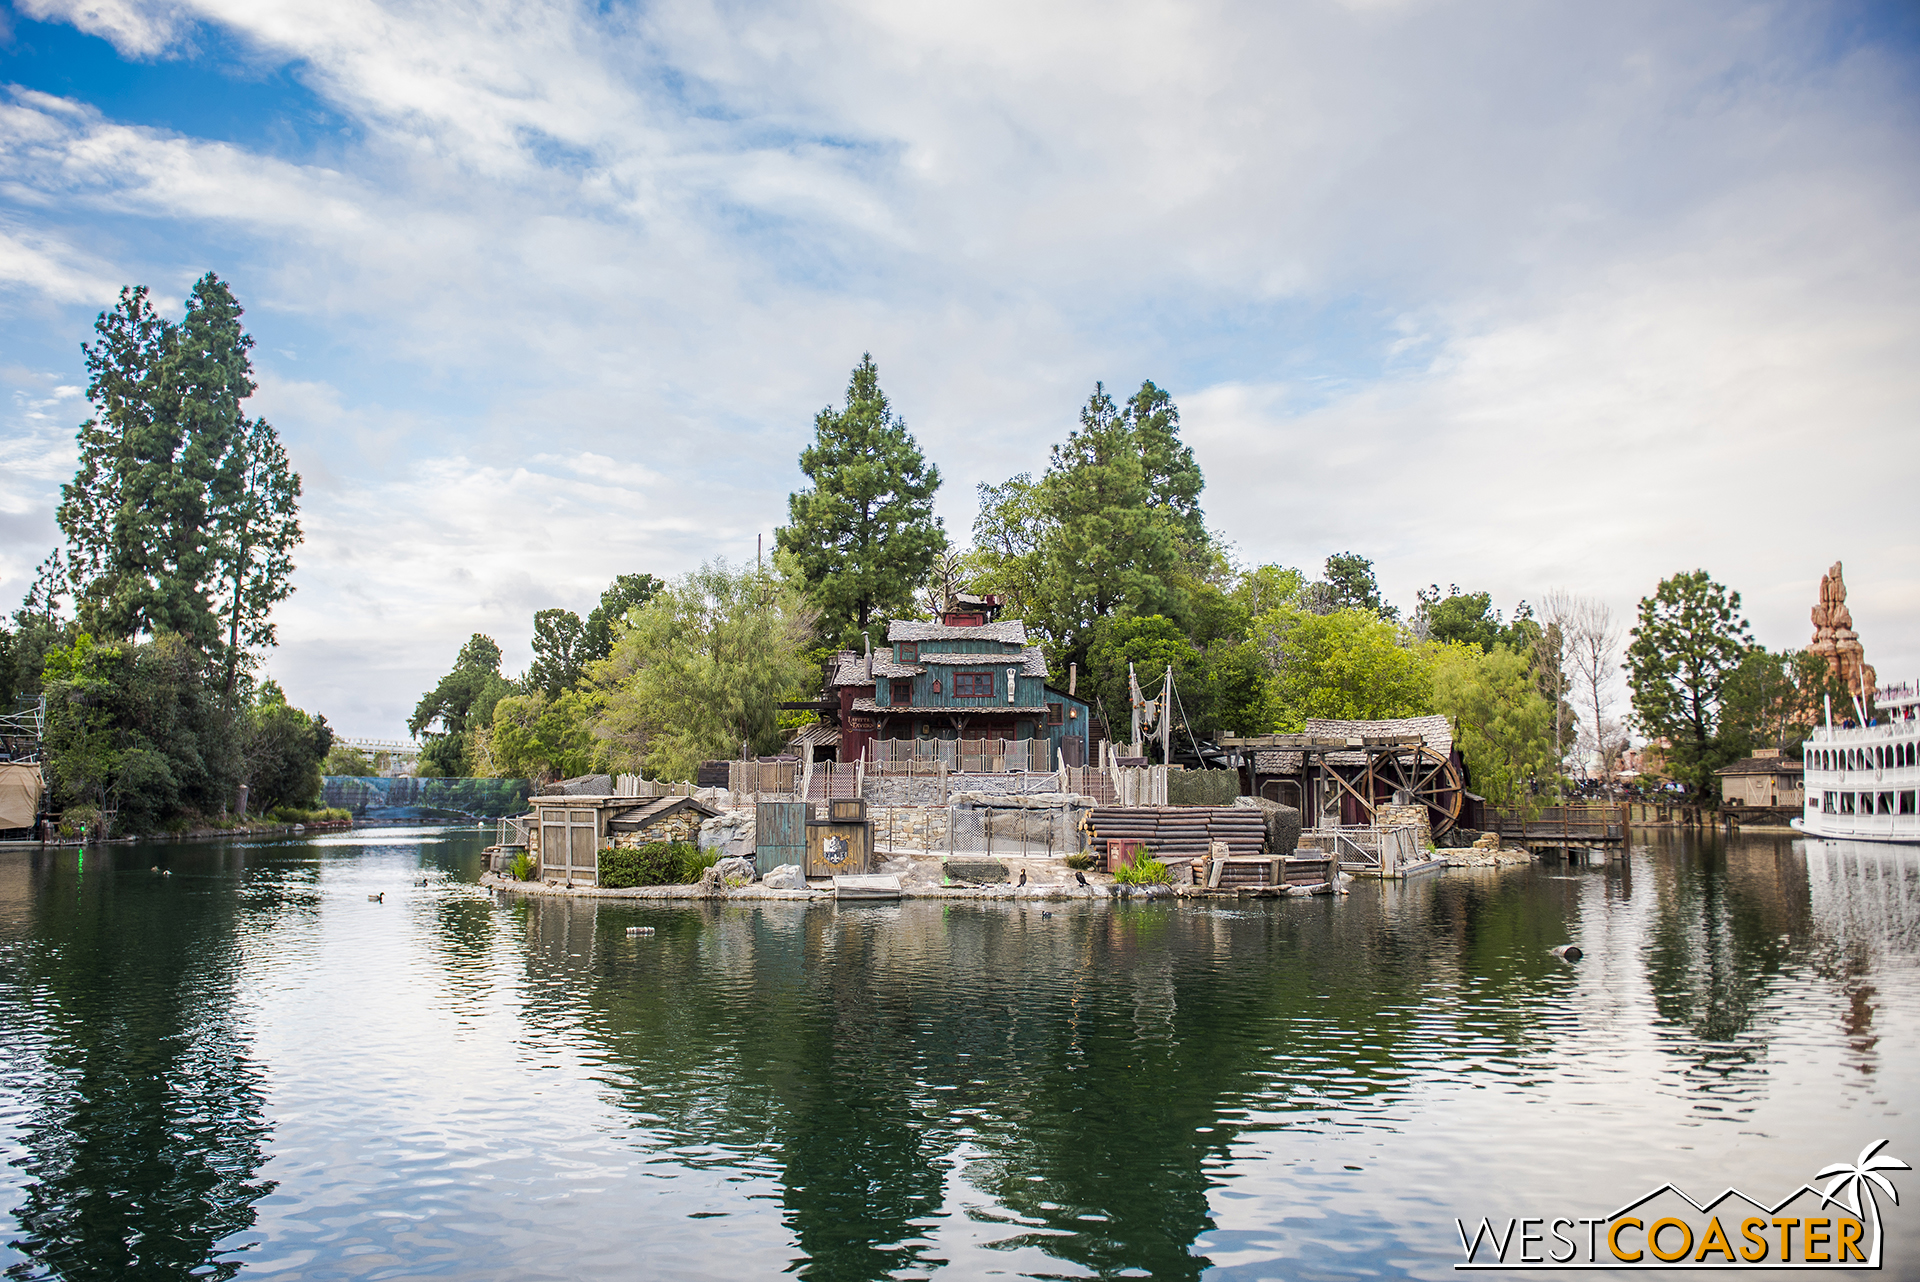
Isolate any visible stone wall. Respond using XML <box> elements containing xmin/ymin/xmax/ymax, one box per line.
<box><xmin>1376</xmin><ymin>803</ymin><xmax>1432</xmax><ymax>851</ymax></box>
<box><xmin>610</xmin><ymin>809</ymin><xmax>703</xmax><ymax>847</ymax></box>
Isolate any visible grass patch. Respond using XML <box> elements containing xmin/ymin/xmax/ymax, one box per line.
<box><xmin>1111</xmin><ymin>846</ymin><xmax>1172</xmax><ymax>886</ymax></box>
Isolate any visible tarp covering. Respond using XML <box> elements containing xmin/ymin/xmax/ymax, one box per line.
<box><xmin>0</xmin><ymin>762</ymin><xmax>45</xmax><ymax>830</ymax></box>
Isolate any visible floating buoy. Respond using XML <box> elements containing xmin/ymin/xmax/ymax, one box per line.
<box><xmin>626</xmin><ymin>925</ymin><xmax>655</xmax><ymax>936</ymax></box>
<box><xmin>1040</xmin><ymin>911</ymin><xmax>1053</xmax><ymax>919</ymax></box>
<box><xmin>1551</xmin><ymin>944</ymin><xmax>1582</xmax><ymax>962</ymax></box>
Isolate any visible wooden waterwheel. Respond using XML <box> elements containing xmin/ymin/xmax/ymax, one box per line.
<box><xmin>1366</xmin><ymin>743</ymin><xmax>1466</xmax><ymax>838</ymax></box>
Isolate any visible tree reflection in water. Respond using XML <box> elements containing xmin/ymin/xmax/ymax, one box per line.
<box><xmin>0</xmin><ymin>848</ymin><xmax>273</xmax><ymax>1281</ymax></box>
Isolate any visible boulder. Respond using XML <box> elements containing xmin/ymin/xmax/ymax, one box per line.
<box><xmin>761</xmin><ymin>863</ymin><xmax>806</xmax><ymax>890</ymax></box>
<box><xmin>543</xmin><ymin>773</ymin><xmax>614</xmax><ymax>796</ymax></box>
<box><xmin>698</xmin><ymin>811</ymin><xmax>757</xmax><ymax>859</ymax></box>
<box><xmin>715</xmin><ymin>856</ymin><xmax>756</xmax><ymax>886</ymax></box>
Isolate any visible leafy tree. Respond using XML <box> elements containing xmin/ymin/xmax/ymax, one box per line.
<box><xmin>489</xmin><ymin>689</ymin><xmax>599</xmax><ymax>782</ymax></box>
<box><xmin>1722</xmin><ymin>647</ymin><xmax>1846</xmax><ymax>758</ymax></box>
<box><xmin>40</xmin><ymin>633</ymin><xmax>244</xmax><ymax>833</ymax></box>
<box><xmin>1415</xmin><ymin>585</ymin><xmax>1505</xmax><ymax>651</ymax></box>
<box><xmin>1430</xmin><ymin>642</ymin><xmax>1558</xmax><ymax>808</ymax></box>
<box><xmin>1195</xmin><ymin>640</ymin><xmax>1278</xmax><ymax>739</ymax></box>
<box><xmin>409</xmin><ymin>634</ymin><xmax>515</xmax><ymax>777</ymax></box>
<box><xmin>211</xmin><ymin>417</ymin><xmax>302</xmax><ymax>697</ymax></box>
<box><xmin>1253</xmin><ymin>606</ymin><xmax>1433</xmax><ymax>730</ymax></box>
<box><xmin>1031</xmin><ymin>381</ymin><xmax>1205</xmax><ymax>661</ymax></box>
<box><xmin>777</xmin><ymin>355</ymin><xmax>945</xmax><ymax>648</ymax></box>
<box><xmin>321</xmin><ymin>742</ymin><xmax>375</xmax><ymax>775</ymax></box>
<box><xmin>1320</xmin><ymin>552</ymin><xmax>1397</xmax><ymax>620</ymax></box>
<box><xmin>527</xmin><ymin>608</ymin><xmax>589</xmax><ymax>698</ymax></box>
<box><xmin>592</xmin><ymin>560</ymin><xmax>815</xmax><ymax>779</ymax></box>
<box><xmin>584</xmin><ymin>573</ymin><xmax>664</xmax><ymax>657</ymax></box>
<box><xmin>1087</xmin><ymin>615</ymin><xmax>1200</xmax><ymax>747</ymax></box>
<box><xmin>1231</xmin><ymin>564</ymin><xmax>1306</xmax><ymax>619</ymax></box>
<box><xmin>56</xmin><ymin>276</ymin><xmax>300</xmax><ymax>684</ymax></box>
<box><xmin>959</xmin><ymin>475</ymin><xmax>1049</xmax><ymax>620</ymax></box>
<box><xmin>241</xmin><ymin>680</ymin><xmax>333</xmax><ymax>812</ymax></box>
<box><xmin>1625</xmin><ymin>570</ymin><xmax>1755</xmax><ymax>798</ymax></box>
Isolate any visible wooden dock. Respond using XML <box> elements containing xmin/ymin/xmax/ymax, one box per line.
<box><xmin>1490</xmin><ymin>803</ymin><xmax>1628</xmax><ymax>844</ymax></box>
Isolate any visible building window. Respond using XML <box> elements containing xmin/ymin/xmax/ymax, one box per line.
<box><xmin>896</xmin><ymin>643</ymin><xmax>916</xmax><ymax>662</ymax></box>
<box><xmin>1840</xmin><ymin>793</ymin><xmax>1856</xmax><ymax>814</ymax></box>
<box><xmin>1879</xmin><ymin>791</ymin><xmax>1896</xmax><ymax>815</ymax></box>
<box><xmin>1823</xmin><ymin>792</ymin><xmax>1836</xmax><ymax>812</ymax></box>
<box><xmin>1047</xmin><ymin>702</ymin><xmax>1064</xmax><ymax>726</ymax></box>
<box><xmin>892</xmin><ymin>681</ymin><xmax>913</xmax><ymax>707</ymax></box>
<box><xmin>1901</xmin><ymin>791</ymin><xmax>1917</xmax><ymax>815</ymax></box>
<box><xmin>953</xmin><ymin>672</ymin><xmax>994</xmax><ymax>698</ymax></box>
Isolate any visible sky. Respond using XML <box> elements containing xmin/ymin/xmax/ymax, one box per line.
<box><xmin>2</xmin><ymin>0</ymin><xmax>1917</xmax><ymax>740</ymax></box>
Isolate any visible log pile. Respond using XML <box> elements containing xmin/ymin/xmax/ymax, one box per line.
<box><xmin>1087</xmin><ymin>806</ymin><xmax>1267</xmax><ymax>860</ymax></box>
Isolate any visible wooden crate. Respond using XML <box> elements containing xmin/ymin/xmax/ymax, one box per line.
<box><xmin>828</xmin><ymin>797</ymin><xmax>868</xmax><ymax>822</ymax></box>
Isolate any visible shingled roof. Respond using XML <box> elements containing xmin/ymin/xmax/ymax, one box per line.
<box><xmin>1255</xmin><ymin>715</ymin><xmax>1454</xmax><ymax>772</ymax></box>
<box><xmin>887</xmin><ymin>619</ymin><xmax>1029</xmax><ymax>644</ymax></box>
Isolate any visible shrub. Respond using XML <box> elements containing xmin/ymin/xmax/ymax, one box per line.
<box><xmin>510</xmin><ymin>851</ymin><xmax>538</xmax><ymax>881</ymax></box>
<box><xmin>1065</xmin><ymin>851</ymin><xmax>1096</xmax><ymax>871</ymax></box>
<box><xmin>598</xmin><ymin>841</ymin><xmax>716</xmax><ymax>889</ymax></box>
<box><xmin>1112</xmin><ymin>846</ymin><xmax>1171</xmax><ymax>886</ymax></box>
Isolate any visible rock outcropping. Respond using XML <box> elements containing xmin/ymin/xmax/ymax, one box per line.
<box><xmin>1810</xmin><ymin>561</ymin><xmax>1875</xmax><ymax>701</ymax></box>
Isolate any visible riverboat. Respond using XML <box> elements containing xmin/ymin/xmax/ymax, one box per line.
<box><xmin>1795</xmin><ymin>680</ymin><xmax>1920</xmax><ymax>843</ymax></box>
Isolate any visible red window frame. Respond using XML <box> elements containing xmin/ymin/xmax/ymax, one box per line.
<box><xmin>891</xmin><ymin>681</ymin><xmax>914</xmax><ymax>706</ymax></box>
<box><xmin>952</xmin><ymin>672</ymin><xmax>994</xmax><ymax>698</ymax></box>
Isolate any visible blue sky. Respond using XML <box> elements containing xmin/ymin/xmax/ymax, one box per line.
<box><xmin>3</xmin><ymin>0</ymin><xmax>1918</xmax><ymax>739</ymax></box>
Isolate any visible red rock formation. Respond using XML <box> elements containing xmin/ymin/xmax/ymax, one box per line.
<box><xmin>1809</xmin><ymin>561</ymin><xmax>1875</xmax><ymax>700</ymax></box>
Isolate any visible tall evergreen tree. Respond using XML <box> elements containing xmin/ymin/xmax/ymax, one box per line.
<box><xmin>777</xmin><ymin>355</ymin><xmax>945</xmax><ymax>648</ymax></box>
<box><xmin>1032</xmin><ymin>380</ymin><xmax>1206</xmax><ymax>663</ymax></box>
<box><xmin>1625</xmin><ymin>570</ymin><xmax>1755</xmax><ymax>798</ymax></box>
<box><xmin>57</xmin><ymin>274</ymin><xmax>300</xmax><ymax>688</ymax></box>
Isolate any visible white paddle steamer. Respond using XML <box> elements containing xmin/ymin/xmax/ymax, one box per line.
<box><xmin>1797</xmin><ymin>680</ymin><xmax>1920</xmax><ymax>843</ymax></box>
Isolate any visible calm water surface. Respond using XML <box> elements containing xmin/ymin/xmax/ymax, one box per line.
<box><xmin>1</xmin><ymin>827</ymin><xmax>1916</xmax><ymax>1280</ymax></box>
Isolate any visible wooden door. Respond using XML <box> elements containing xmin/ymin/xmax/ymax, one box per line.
<box><xmin>756</xmin><ymin>801</ymin><xmax>808</xmax><ymax>874</ymax></box>
<box><xmin>540</xmin><ymin>808</ymin><xmax>599</xmax><ymax>882</ymax></box>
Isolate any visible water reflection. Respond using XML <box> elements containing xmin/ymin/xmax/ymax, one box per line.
<box><xmin>0</xmin><ymin>848</ymin><xmax>273</xmax><ymax>1281</ymax></box>
<box><xmin>1</xmin><ymin>829</ymin><xmax>1917</xmax><ymax>1279</ymax></box>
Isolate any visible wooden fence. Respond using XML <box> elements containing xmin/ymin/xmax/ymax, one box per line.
<box><xmin>866</xmin><ymin>737</ymin><xmax>1052</xmax><ymax>775</ymax></box>
<box><xmin>1490</xmin><ymin>803</ymin><xmax>1628</xmax><ymax>843</ymax></box>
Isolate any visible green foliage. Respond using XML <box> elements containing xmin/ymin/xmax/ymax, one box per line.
<box><xmin>1721</xmin><ymin>647</ymin><xmax>1844</xmax><ymax>759</ymax></box>
<box><xmin>489</xmin><ymin>688</ymin><xmax>599</xmax><ymax>782</ymax></box>
<box><xmin>1065</xmin><ymin>851</ymin><xmax>1096</xmax><ymax>870</ymax></box>
<box><xmin>1415</xmin><ymin>585</ymin><xmax>1509</xmax><ymax>651</ymax></box>
<box><xmin>597</xmin><ymin>841</ymin><xmax>716</xmax><ymax>888</ymax></box>
<box><xmin>777</xmin><ymin>354</ymin><xmax>946</xmax><ymax>648</ymax></box>
<box><xmin>40</xmin><ymin>632</ymin><xmax>244</xmax><ymax>834</ymax></box>
<box><xmin>527</xmin><ymin>608</ymin><xmax>588</xmax><ymax>698</ymax></box>
<box><xmin>264</xmin><ymin>805</ymin><xmax>350</xmax><ymax>824</ymax></box>
<box><xmin>1429</xmin><ymin>642</ymin><xmax>1558</xmax><ymax>809</ymax></box>
<box><xmin>1625</xmin><ymin>571</ymin><xmax>1755</xmax><ymax>797</ymax></box>
<box><xmin>58</xmin><ymin>277</ymin><xmax>301</xmax><ymax>683</ymax></box>
<box><xmin>510</xmin><ymin>851</ymin><xmax>538</xmax><ymax>881</ymax></box>
<box><xmin>1320</xmin><ymin>552</ymin><xmax>1397</xmax><ymax>619</ymax></box>
<box><xmin>242</xmin><ymin>680</ymin><xmax>334</xmax><ymax>813</ymax></box>
<box><xmin>1112</xmin><ymin>846</ymin><xmax>1172</xmax><ymax>885</ymax></box>
<box><xmin>1088</xmin><ymin>615</ymin><xmax>1198</xmax><ymax>726</ymax></box>
<box><xmin>409</xmin><ymin>633</ymin><xmax>516</xmax><ymax>777</ymax></box>
<box><xmin>959</xmin><ymin>475</ymin><xmax>1050</xmax><ymax>621</ymax></box>
<box><xmin>585</xmin><ymin>574</ymin><xmax>664</xmax><ymax>658</ymax></box>
<box><xmin>1029</xmin><ymin>381</ymin><xmax>1205</xmax><ymax>661</ymax></box>
<box><xmin>593</xmin><ymin>560</ymin><xmax>816</xmax><ymax>780</ymax></box>
<box><xmin>321</xmin><ymin>743</ymin><xmax>374</xmax><ymax>775</ymax></box>
<box><xmin>1253</xmin><ymin>606</ymin><xmax>1433</xmax><ymax>731</ymax></box>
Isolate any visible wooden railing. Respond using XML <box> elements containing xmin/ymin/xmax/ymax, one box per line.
<box><xmin>865</xmin><ymin>737</ymin><xmax>1052</xmax><ymax>775</ymax></box>
<box><xmin>1490</xmin><ymin>803</ymin><xmax>1628</xmax><ymax>843</ymax></box>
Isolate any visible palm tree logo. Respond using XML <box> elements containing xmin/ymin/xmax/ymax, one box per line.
<box><xmin>1817</xmin><ymin>1138</ymin><xmax>1910</xmax><ymax>1265</ymax></box>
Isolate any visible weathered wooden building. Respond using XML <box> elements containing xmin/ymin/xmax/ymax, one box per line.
<box><xmin>809</xmin><ymin>598</ymin><xmax>1091</xmax><ymax>768</ymax></box>
<box><xmin>1716</xmin><ymin>749</ymin><xmax>1805</xmax><ymax>809</ymax></box>
<box><xmin>527</xmin><ymin>792</ymin><xmax>719</xmax><ymax>885</ymax></box>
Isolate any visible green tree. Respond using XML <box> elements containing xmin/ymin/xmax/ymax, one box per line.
<box><xmin>1195</xmin><ymin>640</ymin><xmax>1279</xmax><ymax>739</ymax></box>
<box><xmin>321</xmin><ymin>742</ymin><xmax>375</xmax><ymax>775</ymax></box>
<box><xmin>585</xmin><ymin>573</ymin><xmax>664</xmax><ymax>657</ymax></box>
<box><xmin>1253</xmin><ymin>606</ymin><xmax>1433</xmax><ymax>730</ymax></box>
<box><xmin>777</xmin><ymin>355</ymin><xmax>945</xmax><ymax>648</ymax></box>
<box><xmin>592</xmin><ymin>560</ymin><xmax>815</xmax><ymax>780</ymax></box>
<box><xmin>1087</xmin><ymin>615</ymin><xmax>1200</xmax><ymax>745</ymax></box>
<box><xmin>527</xmin><ymin>608</ymin><xmax>589</xmax><ymax>698</ymax></box>
<box><xmin>241</xmin><ymin>680</ymin><xmax>333</xmax><ymax>812</ymax></box>
<box><xmin>1625</xmin><ymin>570</ymin><xmax>1755</xmax><ymax>798</ymax></box>
<box><xmin>1430</xmin><ymin>642</ymin><xmax>1558</xmax><ymax>809</ymax></box>
<box><xmin>1415</xmin><ymin>585</ymin><xmax>1505</xmax><ymax>651</ymax></box>
<box><xmin>1319</xmin><ymin>552</ymin><xmax>1397</xmax><ymax>619</ymax></box>
<box><xmin>57</xmin><ymin>276</ymin><xmax>300</xmax><ymax>683</ymax></box>
<box><xmin>1722</xmin><ymin>647</ymin><xmax>1845</xmax><ymax>758</ymax></box>
<box><xmin>490</xmin><ymin>689</ymin><xmax>599</xmax><ymax>782</ymax></box>
<box><xmin>211</xmin><ymin>417</ymin><xmax>302</xmax><ymax>697</ymax></box>
<box><xmin>1031</xmin><ymin>381</ymin><xmax>1206</xmax><ymax>661</ymax></box>
<box><xmin>409</xmin><ymin>634</ymin><xmax>515</xmax><ymax>777</ymax></box>
<box><xmin>960</xmin><ymin>475</ymin><xmax>1049</xmax><ymax>621</ymax></box>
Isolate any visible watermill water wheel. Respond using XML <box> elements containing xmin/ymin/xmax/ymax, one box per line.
<box><xmin>1377</xmin><ymin>743</ymin><xmax>1466</xmax><ymax>838</ymax></box>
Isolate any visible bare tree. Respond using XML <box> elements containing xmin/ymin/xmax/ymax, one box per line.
<box><xmin>1565</xmin><ymin>595</ymin><xmax>1622</xmax><ymax>790</ymax></box>
<box><xmin>1533</xmin><ymin>589</ymin><xmax>1577</xmax><ymax>785</ymax></box>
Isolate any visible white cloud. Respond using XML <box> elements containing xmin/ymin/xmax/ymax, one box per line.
<box><xmin>1</xmin><ymin>0</ymin><xmax>1917</xmax><ymax>728</ymax></box>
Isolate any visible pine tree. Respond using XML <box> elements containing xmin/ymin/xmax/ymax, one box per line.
<box><xmin>777</xmin><ymin>355</ymin><xmax>945</xmax><ymax>648</ymax></box>
<box><xmin>1032</xmin><ymin>380</ymin><xmax>1205</xmax><ymax>662</ymax></box>
<box><xmin>1625</xmin><ymin>570</ymin><xmax>1755</xmax><ymax>797</ymax></box>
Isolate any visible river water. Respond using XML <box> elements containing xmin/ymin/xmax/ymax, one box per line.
<box><xmin>1</xmin><ymin>827</ymin><xmax>1916</xmax><ymax>1280</ymax></box>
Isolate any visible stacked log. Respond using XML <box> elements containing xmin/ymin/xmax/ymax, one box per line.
<box><xmin>1087</xmin><ymin>806</ymin><xmax>1267</xmax><ymax>860</ymax></box>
